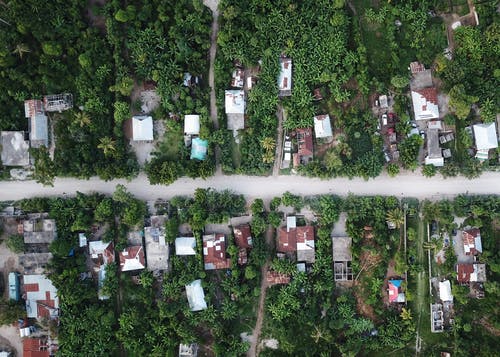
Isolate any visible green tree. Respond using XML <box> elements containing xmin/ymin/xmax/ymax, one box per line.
<box><xmin>387</xmin><ymin>163</ymin><xmax>400</xmax><ymax>177</ymax></box>
<box><xmin>73</xmin><ymin>111</ymin><xmax>91</xmax><ymax>128</ymax></box>
<box><xmin>449</xmin><ymin>85</ymin><xmax>479</xmax><ymax>120</ymax></box>
<box><xmin>386</xmin><ymin>208</ymin><xmax>404</xmax><ymax>229</ymax></box>
<box><xmin>113</xmin><ymin>101</ymin><xmax>130</xmax><ymax>124</ymax></box>
<box><xmin>12</xmin><ymin>43</ymin><xmax>30</xmax><ymax>59</ymax></box>
<box><xmin>97</xmin><ymin>137</ymin><xmax>116</xmax><ymax>157</ymax></box>
<box><xmin>6</xmin><ymin>234</ymin><xmax>24</xmax><ymax>253</ymax></box>
<box><xmin>391</xmin><ymin>75</ymin><xmax>410</xmax><ymax>89</ymax></box>
<box><xmin>30</xmin><ymin>146</ymin><xmax>56</xmax><ymax>187</ymax></box>
<box><xmin>422</xmin><ymin>164</ymin><xmax>437</xmax><ymax>177</ymax></box>
<box><xmin>115</xmin><ymin>9</ymin><xmax>129</xmax><ymax>22</ymax></box>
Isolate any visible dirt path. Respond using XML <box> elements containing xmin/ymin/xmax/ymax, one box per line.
<box><xmin>0</xmin><ymin>325</ymin><xmax>22</xmax><ymax>357</ymax></box>
<box><xmin>413</xmin><ymin>216</ymin><xmax>428</xmax><ymax>355</ymax></box>
<box><xmin>203</xmin><ymin>0</ymin><xmax>222</xmax><ymax>175</ymax></box>
<box><xmin>247</xmin><ymin>226</ymin><xmax>274</xmax><ymax>357</ymax></box>
<box><xmin>272</xmin><ymin>105</ymin><xmax>284</xmax><ymax>176</ymax></box>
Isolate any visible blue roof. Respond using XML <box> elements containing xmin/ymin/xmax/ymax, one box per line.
<box><xmin>190</xmin><ymin>138</ymin><xmax>208</xmax><ymax>160</ymax></box>
<box><xmin>389</xmin><ymin>279</ymin><xmax>402</xmax><ymax>287</ymax></box>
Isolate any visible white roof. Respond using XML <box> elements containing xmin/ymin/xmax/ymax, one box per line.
<box><xmin>24</xmin><ymin>274</ymin><xmax>59</xmax><ymax>318</ymax></box>
<box><xmin>225</xmin><ymin>90</ymin><xmax>245</xmax><ymax>114</ymax></box>
<box><xmin>428</xmin><ymin>120</ymin><xmax>442</xmax><ymax>130</ymax></box>
<box><xmin>132</xmin><ymin>116</ymin><xmax>154</xmax><ymax>141</ymax></box>
<box><xmin>473</xmin><ymin>123</ymin><xmax>498</xmax><ymax>150</ymax></box>
<box><xmin>278</xmin><ymin>58</ymin><xmax>292</xmax><ymax>91</ymax></box>
<box><xmin>314</xmin><ymin>114</ymin><xmax>333</xmax><ymax>138</ymax></box>
<box><xmin>379</xmin><ymin>95</ymin><xmax>388</xmax><ymax>108</ymax></box>
<box><xmin>184</xmin><ymin>115</ymin><xmax>200</xmax><ymax>135</ymax></box>
<box><xmin>175</xmin><ymin>237</ymin><xmax>197</xmax><ymax>255</ymax></box>
<box><xmin>88</xmin><ymin>240</ymin><xmax>112</xmax><ymax>259</ymax></box>
<box><xmin>145</xmin><ymin>229</ymin><xmax>169</xmax><ymax>271</ymax></box>
<box><xmin>0</xmin><ymin>131</ymin><xmax>29</xmax><ymax>166</ymax></box>
<box><xmin>78</xmin><ymin>233</ymin><xmax>87</xmax><ymax>247</ymax></box>
<box><xmin>425</xmin><ymin>156</ymin><xmax>444</xmax><ymax>167</ymax></box>
<box><xmin>186</xmin><ymin>279</ymin><xmax>207</xmax><ymax>311</ymax></box>
<box><xmin>286</xmin><ymin>216</ymin><xmax>296</xmax><ymax>232</ymax></box>
<box><xmin>121</xmin><ymin>247</ymin><xmax>145</xmax><ymax>271</ymax></box>
<box><xmin>411</xmin><ymin>90</ymin><xmax>439</xmax><ymax>120</ymax></box>
<box><xmin>439</xmin><ymin>280</ymin><xmax>453</xmax><ymax>302</ymax></box>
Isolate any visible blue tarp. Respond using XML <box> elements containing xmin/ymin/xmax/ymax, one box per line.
<box><xmin>190</xmin><ymin>138</ymin><xmax>208</xmax><ymax>161</ymax></box>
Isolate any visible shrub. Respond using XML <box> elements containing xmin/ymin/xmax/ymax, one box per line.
<box><xmin>6</xmin><ymin>234</ymin><xmax>24</xmax><ymax>253</ymax></box>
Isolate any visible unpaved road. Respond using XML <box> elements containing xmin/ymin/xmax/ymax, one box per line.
<box><xmin>0</xmin><ymin>324</ymin><xmax>22</xmax><ymax>356</ymax></box>
<box><xmin>0</xmin><ymin>171</ymin><xmax>499</xmax><ymax>202</ymax></box>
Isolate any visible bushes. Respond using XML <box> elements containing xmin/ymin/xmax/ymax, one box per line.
<box><xmin>6</xmin><ymin>234</ymin><xmax>24</xmax><ymax>253</ymax></box>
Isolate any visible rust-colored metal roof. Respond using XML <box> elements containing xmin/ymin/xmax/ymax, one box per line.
<box><xmin>233</xmin><ymin>224</ymin><xmax>252</xmax><ymax>249</ymax></box>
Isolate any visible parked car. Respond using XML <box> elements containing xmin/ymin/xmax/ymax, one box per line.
<box><xmin>382</xmin><ymin>114</ymin><xmax>388</xmax><ymax>126</ymax></box>
<box><xmin>383</xmin><ymin>150</ymin><xmax>391</xmax><ymax>163</ymax></box>
<box><xmin>420</xmin><ymin>130</ymin><xmax>425</xmax><ymax>139</ymax></box>
<box><xmin>411</xmin><ymin>122</ymin><xmax>418</xmax><ymax>128</ymax></box>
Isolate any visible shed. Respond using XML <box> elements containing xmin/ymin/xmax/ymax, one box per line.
<box><xmin>132</xmin><ymin>116</ymin><xmax>154</xmax><ymax>141</ymax></box>
<box><xmin>8</xmin><ymin>272</ymin><xmax>20</xmax><ymax>301</ymax></box>
<box><xmin>78</xmin><ymin>233</ymin><xmax>87</xmax><ymax>248</ymax></box>
<box><xmin>29</xmin><ymin>114</ymin><xmax>48</xmax><ymax>148</ymax></box>
<box><xmin>278</xmin><ymin>57</ymin><xmax>292</xmax><ymax>96</ymax></box>
<box><xmin>175</xmin><ymin>237</ymin><xmax>197</xmax><ymax>255</ymax></box>
<box><xmin>185</xmin><ymin>279</ymin><xmax>207</xmax><ymax>311</ymax></box>
<box><xmin>184</xmin><ymin>115</ymin><xmax>200</xmax><ymax>136</ymax></box>
<box><xmin>314</xmin><ymin>114</ymin><xmax>333</xmax><ymax>139</ymax></box>
<box><xmin>225</xmin><ymin>90</ymin><xmax>245</xmax><ymax>131</ymax></box>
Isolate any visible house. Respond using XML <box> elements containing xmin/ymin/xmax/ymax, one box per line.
<box><xmin>184</xmin><ymin>115</ymin><xmax>200</xmax><ymax>136</ymax></box>
<box><xmin>175</xmin><ymin>237</ymin><xmax>197</xmax><ymax>255</ymax></box>
<box><xmin>266</xmin><ymin>270</ymin><xmax>291</xmax><ymax>285</ymax></box>
<box><xmin>313</xmin><ymin>114</ymin><xmax>333</xmax><ymax>139</ymax></box>
<box><xmin>119</xmin><ymin>246</ymin><xmax>145</xmax><ymax>272</ymax></box>
<box><xmin>473</xmin><ymin>122</ymin><xmax>498</xmax><ymax>160</ymax></box>
<box><xmin>411</xmin><ymin>87</ymin><xmax>439</xmax><ymax>120</ymax></box>
<box><xmin>439</xmin><ymin>280</ymin><xmax>453</xmax><ymax>302</ymax></box>
<box><xmin>88</xmin><ymin>240</ymin><xmax>115</xmax><ymax>300</ymax></box>
<box><xmin>179</xmin><ymin>343</ymin><xmax>199</xmax><ymax>357</ymax></box>
<box><xmin>185</xmin><ymin>280</ymin><xmax>207</xmax><ymax>311</ymax></box>
<box><xmin>456</xmin><ymin>263</ymin><xmax>486</xmax><ymax>284</ymax></box>
<box><xmin>131</xmin><ymin>116</ymin><xmax>154</xmax><ymax>141</ymax></box>
<box><xmin>233</xmin><ymin>224</ymin><xmax>252</xmax><ymax>265</ymax></box>
<box><xmin>23</xmin><ymin>337</ymin><xmax>50</xmax><ymax>357</ymax></box>
<box><xmin>24</xmin><ymin>274</ymin><xmax>59</xmax><ymax>320</ymax></box>
<box><xmin>88</xmin><ymin>240</ymin><xmax>115</xmax><ymax>266</ymax></box>
<box><xmin>24</xmin><ymin>100</ymin><xmax>49</xmax><ymax>148</ymax></box>
<box><xmin>8</xmin><ymin>272</ymin><xmax>20</xmax><ymax>301</ymax></box>
<box><xmin>203</xmin><ymin>234</ymin><xmax>231</xmax><ymax>270</ymax></box>
<box><xmin>0</xmin><ymin>131</ymin><xmax>29</xmax><ymax>166</ymax></box>
<box><xmin>231</xmin><ymin>68</ymin><xmax>244</xmax><ymax>88</ymax></box>
<box><xmin>431</xmin><ymin>303</ymin><xmax>445</xmax><ymax>332</ymax></box>
<box><xmin>225</xmin><ymin>90</ymin><xmax>245</xmax><ymax>131</ymax></box>
<box><xmin>144</xmin><ymin>216</ymin><xmax>169</xmax><ymax>272</ymax></box>
<box><xmin>462</xmin><ymin>228</ymin><xmax>482</xmax><ymax>256</ymax></box>
<box><xmin>18</xmin><ymin>253</ymin><xmax>53</xmax><ymax>275</ymax></box>
<box><xmin>293</xmin><ymin>128</ymin><xmax>313</xmax><ymax>167</ymax></box>
<box><xmin>332</xmin><ymin>237</ymin><xmax>353</xmax><ymax>281</ymax></box>
<box><xmin>24</xmin><ymin>99</ymin><xmax>44</xmax><ymax>119</ymax></box>
<box><xmin>21</xmin><ymin>218</ymin><xmax>56</xmax><ymax>244</ymax></box>
<box><xmin>425</xmin><ymin>128</ymin><xmax>444</xmax><ymax>167</ymax></box>
<box><xmin>278</xmin><ymin>216</ymin><xmax>315</xmax><ymax>263</ymax></box>
<box><xmin>43</xmin><ymin>93</ymin><xmax>73</xmax><ymax>112</ymax></box>
<box><xmin>190</xmin><ymin>137</ymin><xmax>208</xmax><ymax>160</ymax></box>
<box><xmin>278</xmin><ymin>57</ymin><xmax>292</xmax><ymax>96</ymax></box>
<box><xmin>388</xmin><ymin>279</ymin><xmax>406</xmax><ymax>303</ymax></box>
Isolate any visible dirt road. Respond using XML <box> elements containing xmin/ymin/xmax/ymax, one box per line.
<box><xmin>203</xmin><ymin>0</ymin><xmax>222</xmax><ymax>175</ymax></box>
<box><xmin>0</xmin><ymin>171</ymin><xmax>498</xmax><ymax>202</ymax></box>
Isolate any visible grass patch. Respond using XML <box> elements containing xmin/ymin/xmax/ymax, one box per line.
<box><xmin>230</xmin><ymin>136</ymin><xmax>242</xmax><ymax>169</ymax></box>
<box><xmin>156</xmin><ymin>122</ymin><xmax>183</xmax><ymax>160</ymax></box>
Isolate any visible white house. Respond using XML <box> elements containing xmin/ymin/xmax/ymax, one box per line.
<box><xmin>473</xmin><ymin>122</ymin><xmax>498</xmax><ymax>150</ymax></box>
<box><xmin>314</xmin><ymin>114</ymin><xmax>333</xmax><ymax>139</ymax></box>
<box><xmin>278</xmin><ymin>57</ymin><xmax>292</xmax><ymax>96</ymax></box>
<box><xmin>411</xmin><ymin>88</ymin><xmax>439</xmax><ymax>121</ymax></box>
<box><xmin>185</xmin><ymin>279</ymin><xmax>207</xmax><ymax>311</ymax></box>
<box><xmin>225</xmin><ymin>90</ymin><xmax>245</xmax><ymax>131</ymax></box>
<box><xmin>175</xmin><ymin>237</ymin><xmax>197</xmax><ymax>255</ymax></box>
<box><xmin>132</xmin><ymin>116</ymin><xmax>154</xmax><ymax>141</ymax></box>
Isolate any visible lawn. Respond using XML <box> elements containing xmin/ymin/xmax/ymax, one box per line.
<box><xmin>155</xmin><ymin>122</ymin><xmax>183</xmax><ymax>160</ymax></box>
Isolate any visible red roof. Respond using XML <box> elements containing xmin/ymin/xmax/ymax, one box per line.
<box><xmin>203</xmin><ymin>234</ymin><xmax>231</xmax><ymax>270</ymax></box>
<box><xmin>119</xmin><ymin>246</ymin><xmax>145</xmax><ymax>272</ymax></box>
<box><xmin>410</xmin><ymin>61</ymin><xmax>425</xmax><ymax>74</ymax></box>
<box><xmin>238</xmin><ymin>248</ymin><xmax>248</xmax><ymax>265</ymax></box>
<box><xmin>414</xmin><ymin>87</ymin><xmax>438</xmax><ymax>105</ymax></box>
<box><xmin>37</xmin><ymin>291</ymin><xmax>57</xmax><ymax>319</ymax></box>
<box><xmin>278</xmin><ymin>227</ymin><xmax>297</xmax><ymax>253</ymax></box>
<box><xmin>24</xmin><ymin>283</ymin><xmax>40</xmax><ymax>293</ymax></box>
<box><xmin>234</xmin><ymin>224</ymin><xmax>252</xmax><ymax>249</ymax></box>
<box><xmin>456</xmin><ymin>264</ymin><xmax>474</xmax><ymax>284</ymax></box>
<box><xmin>462</xmin><ymin>228</ymin><xmax>481</xmax><ymax>255</ymax></box>
<box><xmin>266</xmin><ymin>270</ymin><xmax>290</xmax><ymax>285</ymax></box>
<box><xmin>296</xmin><ymin>226</ymin><xmax>314</xmax><ymax>244</ymax></box>
<box><xmin>23</xmin><ymin>338</ymin><xmax>49</xmax><ymax>357</ymax></box>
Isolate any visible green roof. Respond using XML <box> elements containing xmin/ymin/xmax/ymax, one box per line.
<box><xmin>190</xmin><ymin>138</ymin><xmax>208</xmax><ymax>161</ymax></box>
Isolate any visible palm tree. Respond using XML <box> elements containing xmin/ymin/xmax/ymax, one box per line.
<box><xmin>12</xmin><ymin>43</ymin><xmax>30</xmax><ymax>59</ymax></box>
<box><xmin>74</xmin><ymin>111</ymin><xmax>91</xmax><ymax>128</ymax></box>
<box><xmin>423</xmin><ymin>241</ymin><xmax>437</xmax><ymax>253</ymax></box>
<box><xmin>97</xmin><ymin>136</ymin><xmax>116</xmax><ymax>157</ymax></box>
<box><xmin>262</xmin><ymin>151</ymin><xmax>274</xmax><ymax>164</ymax></box>
<box><xmin>386</xmin><ymin>208</ymin><xmax>404</xmax><ymax>229</ymax></box>
<box><xmin>400</xmin><ymin>307</ymin><xmax>412</xmax><ymax>321</ymax></box>
<box><xmin>260</xmin><ymin>137</ymin><xmax>276</xmax><ymax>152</ymax></box>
